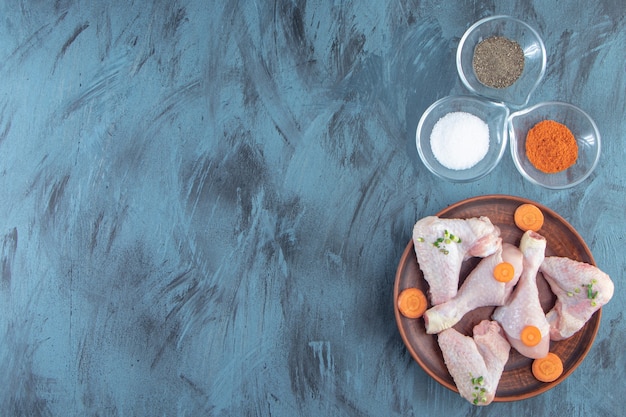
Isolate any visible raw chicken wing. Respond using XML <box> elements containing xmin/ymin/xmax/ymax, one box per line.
<box><xmin>413</xmin><ymin>216</ymin><xmax>501</xmax><ymax>305</ymax></box>
<box><xmin>492</xmin><ymin>230</ymin><xmax>550</xmax><ymax>359</ymax></box>
<box><xmin>424</xmin><ymin>243</ymin><xmax>523</xmax><ymax>334</ymax></box>
<box><xmin>540</xmin><ymin>256</ymin><xmax>614</xmax><ymax>340</ymax></box>
<box><xmin>438</xmin><ymin>320</ymin><xmax>510</xmax><ymax>406</ymax></box>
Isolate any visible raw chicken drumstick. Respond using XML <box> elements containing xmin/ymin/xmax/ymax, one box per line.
<box><xmin>412</xmin><ymin>216</ymin><xmax>501</xmax><ymax>305</ymax></box>
<box><xmin>492</xmin><ymin>230</ymin><xmax>550</xmax><ymax>359</ymax></box>
<box><xmin>424</xmin><ymin>243</ymin><xmax>523</xmax><ymax>334</ymax></box>
<box><xmin>438</xmin><ymin>320</ymin><xmax>510</xmax><ymax>406</ymax></box>
<box><xmin>540</xmin><ymin>256</ymin><xmax>614</xmax><ymax>340</ymax></box>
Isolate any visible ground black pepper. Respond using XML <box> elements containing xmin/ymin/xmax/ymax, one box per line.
<box><xmin>472</xmin><ymin>36</ymin><xmax>525</xmax><ymax>89</ymax></box>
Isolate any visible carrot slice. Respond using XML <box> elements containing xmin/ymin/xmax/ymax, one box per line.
<box><xmin>520</xmin><ymin>326</ymin><xmax>541</xmax><ymax>347</ymax></box>
<box><xmin>532</xmin><ymin>352</ymin><xmax>564</xmax><ymax>382</ymax></box>
<box><xmin>514</xmin><ymin>203</ymin><xmax>544</xmax><ymax>232</ymax></box>
<box><xmin>493</xmin><ymin>262</ymin><xmax>515</xmax><ymax>283</ymax></box>
<box><xmin>397</xmin><ymin>288</ymin><xmax>428</xmax><ymax>319</ymax></box>
<box><xmin>520</xmin><ymin>325</ymin><xmax>542</xmax><ymax>347</ymax></box>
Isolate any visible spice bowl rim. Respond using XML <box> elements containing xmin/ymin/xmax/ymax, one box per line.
<box><xmin>416</xmin><ymin>94</ymin><xmax>510</xmax><ymax>183</ymax></box>
<box><xmin>508</xmin><ymin>101</ymin><xmax>601</xmax><ymax>189</ymax></box>
<box><xmin>456</xmin><ymin>14</ymin><xmax>547</xmax><ymax>109</ymax></box>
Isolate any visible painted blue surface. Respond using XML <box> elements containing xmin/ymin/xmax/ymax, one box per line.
<box><xmin>0</xmin><ymin>1</ymin><xmax>624</xmax><ymax>416</ymax></box>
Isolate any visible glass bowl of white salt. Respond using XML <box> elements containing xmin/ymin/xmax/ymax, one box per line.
<box><xmin>416</xmin><ymin>95</ymin><xmax>510</xmax><ymax>182</ymax></box>
<box><xmin>456</xmin><ymin>15</ymin><xmax>546</xmax><ymax>108</ymax></box>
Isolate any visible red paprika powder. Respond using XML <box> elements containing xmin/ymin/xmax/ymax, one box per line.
<box><xmin>525</xmin><ymin>120</ymin><xmax>578</xmax><ymax>173</ymax></box>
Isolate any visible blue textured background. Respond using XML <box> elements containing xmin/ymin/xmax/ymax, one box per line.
<box><xmin>0</xmin><ymin>1</ymin><xmax>624</xmax><ymax>416</ymax></box>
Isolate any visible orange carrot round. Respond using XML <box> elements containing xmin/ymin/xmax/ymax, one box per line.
<box><xmin>398</xmin><ymin>288</ymin><xmax>428</xmax><ymax>319</ymax></box>
<box><xmin>520</xmin><ymin>325</ymin><xmax>542</xmax><ymax>347</ymax></box>
<box><xmin>514</xmin><ymin>203</ymin><xmax>544</xmax><ymax>232</ymax></box>
<box><xmin>532</xmin><ymin>352</ymin><xmax>564</xmax><ymax>382</ymax></box>
<box><xmin>493</xmin><ymin>262</ymin><xmax>515</xmax><ymax>283</ymax></box>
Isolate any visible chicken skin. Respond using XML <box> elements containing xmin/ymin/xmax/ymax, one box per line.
<box><xmin>413</xmin><ymin>216</ymin><xmax>501</xmax><ymax>305</ymax></box>
<box><xmin>424</xmin><ymin>243</ymin><xmax>523</xmax><ymax>334</ymax></box>
<box><xmin>540</xmin><ymin>256</ymin><xmax>614</xmax><ymax>340</ymax></box>
<box><xmin>438</xmin><ymin>320</ymin><xmax>510</xmax><ymax>406</ymax></box>
<box><xmin>492</xmin><ymin>231</ymin><xmax>550</xmax><ymax>359</ymax></box>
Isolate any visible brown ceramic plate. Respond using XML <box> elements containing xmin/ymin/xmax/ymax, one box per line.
<box><xmin>394</xmin><ymin>195</ymin><xmax>601</xmax><ymax>401</ymax></box>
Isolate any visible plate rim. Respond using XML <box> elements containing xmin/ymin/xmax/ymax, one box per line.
<box><xmin>393</xmin><ymin>194</ymin><xmax>602</xmax><ymax>402</ymax></box>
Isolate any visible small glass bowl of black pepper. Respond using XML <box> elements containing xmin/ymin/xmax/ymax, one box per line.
<box><xmin>508</xmin><ymin>102</ymin><xmax>601</xmax><ymax>189</ymax></box>
<box><xmin>456</xmin><ymin>15</ymin><xmax>546</xmax><ymax>108</ymax></box>
<box><xmin>416</xmin><ymin>95</ymin><xmax>510</xmax><ymax>182</ymax></box>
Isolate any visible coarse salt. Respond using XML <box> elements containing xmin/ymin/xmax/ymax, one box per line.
<box><xmin>430</xmin><ymin>112</ymin><xmax>489</xmax><ymax>170</ymax></box>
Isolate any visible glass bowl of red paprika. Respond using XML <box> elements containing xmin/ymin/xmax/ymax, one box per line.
<box><xmin>508</xmin><ymin>101</ymin><xmax>601</xmax><ymax>189</ymax></box>
<box><xmin>416</xmin><ymin>95</ymin><xmax>510</xmax><ymax>182</ymax></box>
<box><xmin>457</xmin><ymin>15</ymin><xmax>546</xmax><ymax>108</ymax></box>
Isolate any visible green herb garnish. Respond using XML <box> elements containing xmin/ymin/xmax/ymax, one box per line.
<box><xmin>583</xmin><ymin>280</ymin><xmax>600</xmax><ymax>306</ymax></box>
<box><xmin>431</xmin><ymin>230</ymin><xmax>461</xmax><ymax>255</ymax></box>
<box><xmin>469</xmin><ymin>374</ymin><xmax>487</xmax><ymax>405</ymax></box>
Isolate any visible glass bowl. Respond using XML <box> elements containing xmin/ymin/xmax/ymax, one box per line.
<box><xmin>457</xmin><ymin>15</ymin><xmax>546</xmax><ymax>108</ymax></box>
<box><xmin>508</xmin><ymin>102</ymin><xmax>601</xmax><ymax>189</ymax></box>
<box><xmin>416</xmin><ymin>95</ymin><xmax>509</xmax><ymax>182</ymax></box>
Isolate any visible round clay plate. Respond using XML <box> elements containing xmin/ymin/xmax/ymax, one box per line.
<box><xmin>393</xmin><ymin>194</ymin><xmax>601</xmax><ymax>401</ymax></box>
